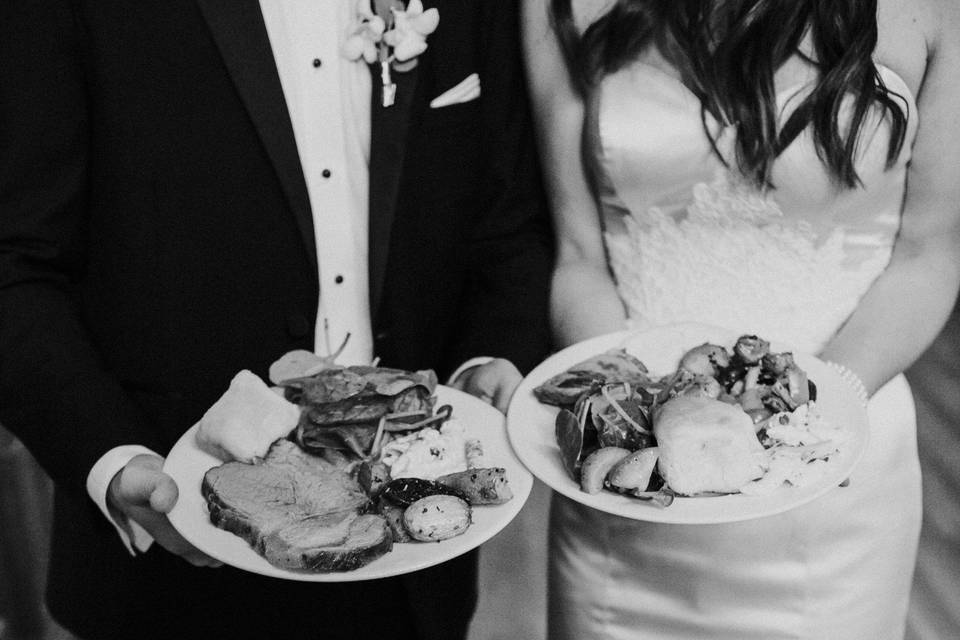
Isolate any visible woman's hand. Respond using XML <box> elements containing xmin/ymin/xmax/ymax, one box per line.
<box><xmin>450</xmin><ymin>358</ymin><xmax>523</xmax><ymax>414</ymax></box>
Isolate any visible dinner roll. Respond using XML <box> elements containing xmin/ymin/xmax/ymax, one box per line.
<box><xmin>654</xmin><ymin>396</ymin><xmax>767</xmax><ymax>495</ymax></box>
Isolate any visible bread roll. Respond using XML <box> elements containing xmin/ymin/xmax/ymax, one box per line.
<box><xmin>196</xmin><ymin>370</ymin><xmax>302</xmax><ymax>463</ymax></box>
<box><xmin>654</xmin><ymin>396</ymin><xmax>767</xmax><ymax>495</ymax></box>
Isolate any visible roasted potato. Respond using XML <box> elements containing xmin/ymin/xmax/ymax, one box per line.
<box><xmin>606</xmin><ymin>447</ymin><xmax>659</xmax><ymax>492</ymax></box>
<box><xmin>579</xmin><ymin>447</ymin><xmax>631</xmax><ymax>494</ymax></box>
<box><xmin>437</xmin><ymin>468</ymin><xmax>512</xmax><ymax>505</ymax></box>
<box><xmin>403</xmin><ymin>495</ymin><xmax>472</xmax><ymax>542</ymax></box>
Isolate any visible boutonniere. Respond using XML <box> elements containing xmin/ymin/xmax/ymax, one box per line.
<box><xmin>342</xmin><ymin>0</ymin><xmax>439</xmax><ymax>107</ymax></box>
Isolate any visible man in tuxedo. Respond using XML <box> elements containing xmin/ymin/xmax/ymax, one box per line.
<box><xmin>0</xmin><ymin>0</ymin><xmax>552</xmax><ymax>638</ymax></box>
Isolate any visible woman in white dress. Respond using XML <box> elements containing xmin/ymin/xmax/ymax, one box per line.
<box><xmin>521</xmin><ymin>0</ymin><xmax>960</xmax><ymax>638</ymax></box>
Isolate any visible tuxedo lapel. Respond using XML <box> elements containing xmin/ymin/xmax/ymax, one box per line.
<box><xmin>367</xmin><ymin>62</ymin><xmax>419</xmax><ymax>318</ymax></box>
<box><xmin>195</xmin><ymin>0</ymin><xmax>317</xmax><ymax>273</ymax></box>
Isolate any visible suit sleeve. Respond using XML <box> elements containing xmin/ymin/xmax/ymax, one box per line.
<box><xmin>442</xmin><ymin>1</ymin><xmax>555</xmax><ymax>376</ymax></box>
<box><xmin>0</xmin><ymin>0</ymin><xmax>164</xmax><ymax>490</ymax></box>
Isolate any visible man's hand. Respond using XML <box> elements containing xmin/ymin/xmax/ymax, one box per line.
<box><xmin>107</xmin><ymin>454</ymin><xmax>222</xmax><ymax>567</ymax></box>
<box><xmin>450</xmin><ymin>358</ymin><xmax>523</xmax><ymax>414</ymax></box>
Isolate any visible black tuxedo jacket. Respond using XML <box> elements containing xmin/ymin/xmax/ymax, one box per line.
<box><xmin>0</xmin><ymin>0</ymin><xmax>552</xmax><ymax>638</ymax></box>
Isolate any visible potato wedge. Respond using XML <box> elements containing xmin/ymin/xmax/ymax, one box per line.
<box><xmin>579</xmin><ymin>447</ymin><xmax>631</xmax><ymax>494</ymax></box>
<box><xmin>606</xmin><ymin>447</ymin><xmax>659</xmax><ymax>492</ymax></box>
<box><xmin>437</xmin><ymin>468</ymin><xmax>512</xmax><ymax>505</ymax></box>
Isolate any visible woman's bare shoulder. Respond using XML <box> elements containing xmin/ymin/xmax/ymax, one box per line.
<box><xmin>876</xmin><ymin>0</ymin><xmax>956</xmax><ymax>93</ymax></box>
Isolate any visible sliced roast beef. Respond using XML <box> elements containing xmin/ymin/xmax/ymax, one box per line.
<box><xmin>202</xmin><ymin>439</ymin><xmax>392</xmax><ymax>572</ymax></box>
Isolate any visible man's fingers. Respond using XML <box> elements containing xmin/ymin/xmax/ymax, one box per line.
<box><xmin>127</xmin><ymin>502</ymin><xmax>222</xmax><ymax>568</ymax></box>
<box><xmin>108</xmin><ymin>455</ymin><xmax>221</xmax><ymax>568</ymax></box>
<box><xmin>116</xmin><ymin>454</ymin><xmax>179</xmax><ymax>513</ymax></box>
<box><xmin>116</xmin><ymin>455</ymin><xmax>168</xmax><ymax>506</ymax></box>
<box><xmin>149</xmin><ymin>474</ymin><xmax>179</xmax><ymax>514</ymax></box>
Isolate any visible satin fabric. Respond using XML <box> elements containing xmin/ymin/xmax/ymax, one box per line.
<box><xmin>549</xmin><ymin>59</ymin><xmax>921</xmax><ymax>640</ymax></box>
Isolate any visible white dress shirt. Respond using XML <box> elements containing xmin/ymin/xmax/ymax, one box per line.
<box><xmin>87</xmin><ymin>0</ymin><xmax>490</xmax><ymax>556</ymax></box>
<box><xmin>88</xmin><ymin>0</ymin><xmax>375</xmax><ymax>553</ymax></box>
<box><xmin>261</xmin><ymin>0</ymin><xmax>375</xmax><ymax>366</ymax></box>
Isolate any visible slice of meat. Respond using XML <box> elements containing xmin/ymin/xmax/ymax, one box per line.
<box><xmin>263</xmin><ymin>514</ymin><xmax>395</xmax><ymax>571</ymax></box>
<box><xmin>203</xmin><ymin>439</ymin><xmax>393</xmax><ymax>572</ymax></box>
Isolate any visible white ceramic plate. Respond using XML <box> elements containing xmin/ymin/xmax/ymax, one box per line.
<box><xmin>506</xmin><ymin>323</ymin><xmax>869</xmax><ymax>524</ymax></box>
<box><xmin>165</xmin><ymin>385</ymin><xmax>533</xmax><ymax>581</ymax></box>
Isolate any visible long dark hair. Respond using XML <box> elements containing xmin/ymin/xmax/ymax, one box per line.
<box><xmin>550</xmin><ymin>0</ymin><xmax>907</xmax><ymax>188</ymax></box>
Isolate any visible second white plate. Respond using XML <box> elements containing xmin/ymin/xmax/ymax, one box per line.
<box><xmin>506</xmin><ymin>323</ymin><xmax>869</xmax><ymax>524</ymax></box>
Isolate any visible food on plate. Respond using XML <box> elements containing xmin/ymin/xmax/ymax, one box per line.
<box><xmin>288</xmin><ymin>366</ymin><xmax>438</xmax><ymax>459</ymax></box>
<box><xmin>379</xmin><ymin>477</ymin><xmax>469</xmax><ymax>507</ymax></box>
<box><xmin>403</xmin><ymin>495</ymin><xmax>472</xmax><ymax>542</ymax></box>
<box><xmin>436</xmin><ymin>468</ymin><xmax>513</xmax><ymax>505</ymax></box>
<box><xmin>356</xmin><ymin>460</ymin><xmax>391</xmax><ymax>496</ymax></box>
<box><xmin>533</xmin><ymin>349</ymin><xmax>654</xmax><ymax>407</ymax></box>
<box><xmin>380</xmin><ymin>421</ymin><xmax>469</xmax><ymax>480</ymax></box>
<box><xmin>195</xmin><ymin>370</ymin><xmax>301</xmax><ymax>463</ymax></box>
<box><xmin>203</xmin><ymin>439</ymin><xmax>392</xmax><ymax>572</ymax></box>
<box><xmin>654</xmin><ymin>396</ymin><xmax>767</xmax><ymax>495</ymax></box>
<box><xmin>555</xmin><ymin>408</ymin><xmax>589</xmax><ymax>479</ymax></box>
<box><xmin>377</xmin><ymin>496</ymin><xmax>413</xmax><ymax>542</ymax></box>
<box><xmin>534</xmin><ymin>333</ymin><xmax>845</xmax><ymax>505</ymax></box>
<box><xmin>606</xmin><ymin>447</ymin><xmax>659</xmax><ymax>493</ymax></box>
<box><xmin>580</xmin><ymin>447</ymin><xmax>631</xmax><ymax>494</ymax></box>
<box><xmin>268</xmin><ymin>347</ymin><xmax>345</xmax><ymax>386</ymax></box>
<box><xmin>193</xmin><ymin>350</ymin><xmax>514</xmax><ymax>572</ymax></box>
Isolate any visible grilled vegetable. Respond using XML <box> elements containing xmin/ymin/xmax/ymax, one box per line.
<box><xmin>377</xmin><ymin>495</ymin><xmax>412</xmax><ymax>543</ymax></box>
<box><xmin>533</xmin><ymin>349</ymin><xmax>653</xmax><ymax>408</ymax></box>
<box><xmin>732</xmin><ymin>335</ymin><xmax>770</xmax><ymax>364</ymax></box>
<box><xmin>437</xmin><ymin>468</ymin><xmax>512</xmax><ymax>505</ymax></box>
<box><xmin>356</xmin><ymin>461</ymin><xmax>391</xmax><ymax>496</ymax></box>
<box><xmin>590</xmin><ymin>384</ymin><xmax>653</xmax><ymax>450</ymax></box>
<box><xmin>679</xmin><ymin>343</ymin><xmax>730</xmax><ymax>377</ymax></box>
<box><xmin>379</xmin><ymin>477</ymin><xmax>466</xmax><ymax>507</ymax></box>
<box><xmin>580</xmin><ymin>447</ymin><xmax>631</xmax><ymax>494</ymax></box>
<box><xmin>555</xmin><ymin>409</ymin><xmax>587</xmax><ymax>479</ymax></box>
<box><xmin>403</xmin><ymin>495</ymin><xmax>472</xmax><ymax>542</ymax></box>
<box><xmin>606</xmin><ymin>447</ymin><xmax>659</xmax><ymax>492</ymax></box>
<box><xmin>288</xmin><ymin>365</ymin><xmax>438</xmax><ymax>456</ymax></box>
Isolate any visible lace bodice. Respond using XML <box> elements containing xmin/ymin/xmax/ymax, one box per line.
<box><xmin>590</xmin><ymin>60</ymin><xmax>918</xmax><ymax>353</ymax></box>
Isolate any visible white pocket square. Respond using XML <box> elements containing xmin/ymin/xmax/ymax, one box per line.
<box><xmin>430</xmin><ymin>73</ymin><xmax>481</xmax><ymax>108</ymax></box>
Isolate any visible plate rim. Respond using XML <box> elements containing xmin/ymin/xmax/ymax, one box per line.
<box><xmin>164</xmin><ymin>384</ymin><xmax>533</xmax><ymax>582</ymax></box>
<box><xmin>505</xmin><ymin>324</ymin><xmax>870</xmax><ymax>524</ymax></box>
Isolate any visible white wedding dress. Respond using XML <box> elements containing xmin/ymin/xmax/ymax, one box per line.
<box><xmin>548</xmin><ymin>58</ymin><xmax>922</xmax><ymax>640</ymax></box>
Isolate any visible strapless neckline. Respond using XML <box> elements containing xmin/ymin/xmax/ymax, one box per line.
<box><xmin>626</xmin><ymin>59</ymin><xmax>917</xmax><ymax>123</ymax></box>
<box><xmin>589</xmin><ymin>54</ymin><xmax>919</xmax><ymax>353</ymax></box>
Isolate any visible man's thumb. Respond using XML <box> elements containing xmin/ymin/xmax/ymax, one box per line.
<box><xmin>119</xmin><ymin>455</ymin><xmax>179</xmax><ymax>512</ymax></box>
<box><xmin>149</xmin><ymin>473</ymin><xmax>179</xmax><ymax>513</ymax></box>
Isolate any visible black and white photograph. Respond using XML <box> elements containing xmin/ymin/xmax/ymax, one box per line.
<box><xmin>1</xmin><ymin>1</ymin><xmax>958</xmax><ymax>639</ymax></box>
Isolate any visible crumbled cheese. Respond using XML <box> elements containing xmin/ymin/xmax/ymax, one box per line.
<box><xmin>740</xmin><ymin>402</ymin><xmax>846</xmax><ymax>495</ymax></box>
<box><xmin>380</xmin><ymin>420</ymin><xmax>469</xmax><ymax>480</ymax></box>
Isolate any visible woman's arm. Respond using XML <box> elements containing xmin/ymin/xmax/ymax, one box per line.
<box><xmin>819</xmin><ymin>0</ymin><xmax>960</xmax><ymax>395</ymax></box>
<box><xmin>521</xmin><ymin>0</ymin><xmax>627</xmax><ymax>348</ymax></box>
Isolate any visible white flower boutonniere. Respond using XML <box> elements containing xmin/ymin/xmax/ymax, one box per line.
<box><xmin>342</xmin><ymin>0</ymin><xmax>439</xmax><ymax>107</ymax></box>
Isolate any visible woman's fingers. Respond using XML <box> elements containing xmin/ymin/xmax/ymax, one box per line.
<box><xmin>459</xmin><ymin>359</ymin><xmax>523</xmax><ymax>413</ymax></box>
